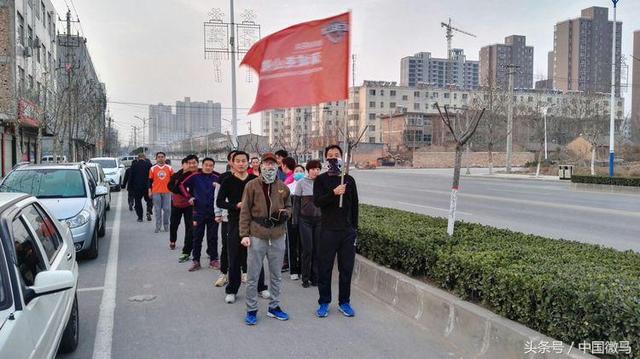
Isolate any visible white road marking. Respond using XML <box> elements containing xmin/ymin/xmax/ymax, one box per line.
<box><xmin>78</xmin><ymin>286</ymin><xmax>104</xmax><ymax>293</ymax></box>
<box><xmin>396</xmin><ymin>201</ymin><xmax>473</xmax><ymax>216</ymax></box>
<box><xmin>92</xmin><ymin>192</ymin><xmax>123</xmax><ymax>359</ymax></box>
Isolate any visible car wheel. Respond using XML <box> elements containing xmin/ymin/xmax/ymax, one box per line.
<box><xmin>58</xmin><ymin>293</ymin><xmax>79</xmax><ymax>353</ymax></box>
<box><xmin>85</xmin><ymin>229</ymin><xmax>99</xmax><ymax>259</ymax></box>
<box><xmin>106</xmin><ymin>195</ymin><xmax>111</xmax><ymax>211</ymax></box>
<box><xmin>98</xmin><ymin>214</ymin><xmax>106</xmax><ymax>237</ymax></box>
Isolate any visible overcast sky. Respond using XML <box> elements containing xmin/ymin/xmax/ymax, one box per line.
<box><xmin>50</xmin><ymin>0</ymin><xmax>640</xmax><ymax>144</ymax></box>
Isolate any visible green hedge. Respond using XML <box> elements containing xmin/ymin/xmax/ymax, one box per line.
<box><xmin>358</xmin><ymin>205</ymin><xmax>640</xmax><ymax>357</ymax></box>
<box><xmin>571</xmin><ymin>175</ymin><xmax>640</xmax><ymax>187</ymax></box>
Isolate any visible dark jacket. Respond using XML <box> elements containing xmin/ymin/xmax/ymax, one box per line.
<box><xmin>313</xmin><ymin>173</ymin><xmax>358</xmax><ymax>231</ymax></box>
<box><xmin>180</xmin><ymin>171</ymin><xmax>220</xmax><ymax>216</ymax></box>
<box><xmin>293</xmin><ymin>177</ymin><xmax>321</xmax><ymax>225</ymax></box>
<box><xmin>169</xmin><ymin>169</ymin><xmax>192</xmax><ymax>208</ymax></box>
<box><xmin>128</xmin><ymin>159</ymin><xmax>152</xmax><ymax>192</ymax></box>
<box><xmin>216</xmin><ymin>173</ymin><xmax>257</xmax><ymax>220</ymax></box>
<box><xmin>239</xmin><ymin>177</ymin><xmax>291</xmax><ymax>240</ymax></box>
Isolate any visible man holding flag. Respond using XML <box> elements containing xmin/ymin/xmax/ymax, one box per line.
<box><xmin>241</xmin><ymin>11</ymin><xmax>353</xmax><ymax>321</ymax></box>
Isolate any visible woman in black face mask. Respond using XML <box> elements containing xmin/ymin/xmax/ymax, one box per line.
<box><xmin>312</xmin><ymin>144</ymin><xmax>359</xmax><ymax>319</ymax></box>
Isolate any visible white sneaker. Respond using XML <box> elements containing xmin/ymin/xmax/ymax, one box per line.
<box><xmin>225</xmin><ymin>294</ymin><xmax>236</xmax><ymax>304</ymax></box>
<box><xmin>214</xmin><ymin>274</ymin><xmax>228</xmax><ymax>287</ymax></box>
<box><xmin>241</xmin><ymin>272</ymin><xmax>247</xmax><ymax>283</ymax></box>
<box><xmin>290</xmin><ymin>274</ymin><xmax>300</xmax><ymax>280</ymax></box>
<box><xmin>259</xmin><ymin>290</ymin><xmax>271</xmax><ymax>299</ymax></box>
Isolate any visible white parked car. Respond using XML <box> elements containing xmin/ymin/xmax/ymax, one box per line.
<box><xmin>0</xmin><ymin>193</ymin><xmax>79</xmax><ymax>357</ymax></box>
<box><xmin>89</xmin><ymin>157</ymin><xmax>125</xmax><ymax>191</ymax></box>
<box><xmin>119</xmin><ymin>155</ymin><xmax>136</xmax><ymax>168</ymax></box>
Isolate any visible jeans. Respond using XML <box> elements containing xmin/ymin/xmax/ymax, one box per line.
<box><xmin>170</xmin><ymin>206</ymin><xmax>193</xmax><ymax>255</ymax></box>
<box><xmin>317</xmin><ymin>227</ymin><xmax>357</xmax><ymax>305</ymax></box>
<box><xmin>152</xmin><ymin>193</ymin><xmax>171</xmax><ymax>230</ymax></box>
<box><xmin>246</xmin><ymin>235</ymin><xmax>286</xmax><ymax>312</ymax></box>
<box><xmin>225</xmin><ymin>220</ymin><xmax>266</xmax><ymax>294</ymax></box>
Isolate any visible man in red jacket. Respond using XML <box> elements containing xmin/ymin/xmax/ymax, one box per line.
<box><xmin>168</xmin><ymin>155</ymin><xmax>198</xmax><ymax>259</ymax></box>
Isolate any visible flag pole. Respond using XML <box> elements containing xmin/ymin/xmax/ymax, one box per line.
<box><xmin>339</xmin><ymin>14</ymin><xmax>352</xmax><ymax>208</ymax></box>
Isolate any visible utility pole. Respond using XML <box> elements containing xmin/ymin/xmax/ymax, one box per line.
<box><xmin>609</xmin><ymin>0</ymin><xmax>620</xmax><ymax>177</ymax></box>
<box><xmin>131</xmin><ymin>125</ymin><xmax>138</xmax><ymax>150</ymax></box>
<box><xmin>505</xmin><ymin>64</ymin><xmax>519</xmax><ymax>173</ymax></box>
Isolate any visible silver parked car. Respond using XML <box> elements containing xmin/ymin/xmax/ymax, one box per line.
<box><xmin>0</xmin><ymin>163</ymin><xmax>109</xmax><ymax>259</ymax></box>
<box><xmin>85</xmin><ymin>162</ymin><xmax>112</xmax><ymax>212</ymax></box>
<box><xmin>89</xmin><ymin>157</ymin><xmax>125</xmax><ymax>191</ymax></box>
<box><xmin>0</xmin><ymin>193</ymin><xmax>79</xmax><ymax>357</ymax></box>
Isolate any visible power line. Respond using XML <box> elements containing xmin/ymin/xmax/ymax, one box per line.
<box><xmin>107</xmin><ymin>99</ymin><xmax>252</xmax><ymax>110</ymax></box>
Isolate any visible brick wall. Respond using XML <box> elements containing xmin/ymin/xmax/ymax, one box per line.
<box><xmin>0</xmin><ymin>2</ymin><xmax>16</xmax><ymax>120</ymax></box>
<box><xmin>413</xmin><ymin>151</ymin><xmax>535</xmax><ymax>168</ymax></box>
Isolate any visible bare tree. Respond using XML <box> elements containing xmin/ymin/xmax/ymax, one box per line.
<box><xmin>468</xmin><ymin>83</ymin><xmax>509</xmax><ymax>174</ymax></box>
<box><xmin>436</xmin><ymin>103</ymin><xmax>485</xmax><ymax>236</ymax></box>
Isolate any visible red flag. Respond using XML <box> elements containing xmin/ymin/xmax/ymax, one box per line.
<box><xmin>241</xmin><ymin>12</ymin><xmax>350</xmax><ymax>114</ymax></box>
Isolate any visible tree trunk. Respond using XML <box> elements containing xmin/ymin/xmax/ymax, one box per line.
<box><xmin>590</xmin><ymin>146</ymin><xmax>596</xmax><ymax>175</ymax></box>
<box><xmin>488</xmin><ymin>142</ymin><xmax>494</xmax><ymax>175</ymax></box>
<box><xmin>36</xmin><ymin>125</ymin><xmax>42</xmax><ymax>164</ymax></box>
<box><xmin>447</xmin><ymin>146</ymin><xmax>463</xmax><ymax>236</ymax></box>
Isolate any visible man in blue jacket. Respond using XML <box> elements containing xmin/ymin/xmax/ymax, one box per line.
<box><xmin>180</xmin><ymin>157</ymin><xmax>220</xmax><ymax>272</ymax></box>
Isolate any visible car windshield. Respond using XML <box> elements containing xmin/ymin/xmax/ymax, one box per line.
<box><xmin>90</xmin><ymin>159</ymin><xmax>117</xmax><ymax>169</ymax></box>
<box><xmin>0</xmin><ymin>169</ymin><xmax>86</xmax><ymax>198</ymax></box>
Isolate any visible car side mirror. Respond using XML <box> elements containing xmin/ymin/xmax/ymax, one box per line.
<box><xmin>25</xmin><ymin>270</ymin><xmax>75</xmax><ymax>303</ymax></box>
<box><xmin>119</xmin><ymin>164</ymin><xmax>125</xmax><ymax>169</ymax></box>
<box><xmin>95</xmin><ymin>185</ymin><xmax>109</xmax><ymax>197</ymax></box>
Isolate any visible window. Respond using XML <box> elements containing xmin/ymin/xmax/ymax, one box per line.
<box><xmin>413</xmin><ymin>103</ymin><xmax>420</xmax><ymax>110</ymax></box>
<box><xmin>380</xmin><ymin>102</ymin><xmax>384</xmax><ymax>108</ymax></box>
<box><xmin>22</xmin><ymin>204</ymin><xmax>61</xmax><ymax>263</ymax></box>
<box><xmin>18</xmin><ymin>67</ymin><xmax>25</xmax><ymax>92</ymax></box>
<box><xmin>369</xmin><ymin>101</ymin><xmax>375</xmax><ymax>108</ymax></box>
<box><xmin>41</xmin><ymin>1</ymin><xmax>46</xmax><ymax>25</ymax></box>
<box><xmin>414</xmin><ymin>91</ymin><xmax>420</xmax><ymax>97</ymax></box>
<box><xmin>444</xmin><ymin>93</ymin><xmax>450</xmax><ymax>99</ymax></box>
<box><xmin>27</xmin><ymin>26</ymin><xmax>33</xmax><ymax>47</ymax></box>
<box><xmin>0</xmin><ymin>169</ymin><xmax>87</xmax><ymax>198</ymax></box>
<box><xmin>402</xmin><ymin>95</ymin><xmax>408</xmax><ymax>101</ymax></box>
<box><xmin>17</xmin><ymin>12</ymin><xmax>25</xmax><ymax>46</ymax></box>
<box><xmin>462</xmin><ymin>94</ymin><xmax>468</xmax><ymax>100</ymax></box>
<box><xmin>380</xmin><ymin>89</ymin><xmax>384</xmax><ymax>96</ymax></box>
<box><xmin>369</xmin><ymin>137</ymin><xmax>376</xmax><ymax>143</ymax></box>
<box><xmin>369</xmin><ymin>125</ymin><xmax>375</xmax><ymax>131</ymax></box>
<box><xmin>390</xmin><ymin>90</ymin><xmax>396</xmax><ymax>97</ymax></box>
<box><xmin>28</xmin><ymin>75</ymin><xmax>33</xmax><ymax>90</ymax></box>
<box><xmin>13</xmin><ymin>218</ymin><xmax>46</xmax><ymax>286</ymax></box>
<box><xmin>390</xmin><ymin>102</ymin><xmax>396</xmax><ymax>108</ymax></box>
<box><xmin>47</xmin><ymin>12</ymin><xmax>52</xmax><ymax>34</ymax></box>
<box><xmin>369</xmin><ymin>89</ymin><xmax>376</xmax><ymax>96</ymax></box>
<box><xmin>433</xmin><ymin>93</ymin><xmax>439</xmax><ymax>99</ymax></box>
<box><xmin>35</xmin><ymin>37</ymin><xmax>41</xmax><ymax>62</ymax></box>
<box><xmin>369</xmin><ymin>113</ymin><xmax>376</xmax><ymax>120</ymax></box>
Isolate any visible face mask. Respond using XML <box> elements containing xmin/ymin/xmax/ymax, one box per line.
<box><xmin>326</xmin><ymin>158</ymin><xmax>343</xmax><ymax>176</ymax></box>
<box><xmin>293</xmin><ymin>173</ymin><xmax>305</xmax><ymax>181</ymax></box>
<box><xmin>261</xmin><ymin>167</ymin><xmax>277</xmax><ymax>184</ymax></box>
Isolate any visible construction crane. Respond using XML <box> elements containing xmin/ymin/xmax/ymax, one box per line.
<box><xmin>441</xmin><ymin>18</ymin><xmax>476</xmax><ymax>88</ymax></box>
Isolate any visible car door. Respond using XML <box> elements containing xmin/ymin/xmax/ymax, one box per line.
<box><xmin>0</xmin><ymin>230</ymin><xmax>35</xmax><ymax>359</ymax></box>
<box><xmin>10</xmin><ymin>211</ymin><xmax>57</xmax><ymax>358</ymax></box>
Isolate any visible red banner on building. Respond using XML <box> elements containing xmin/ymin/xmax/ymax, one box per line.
<box><xmin>241</xmin><ymin>12</ymin><xmax>350</xmax><ymax>114</ymax></box>
<box><xmin>18</xmin><ymin>99</ymin><xmax>41</xmax><ymax>128</ymax></box>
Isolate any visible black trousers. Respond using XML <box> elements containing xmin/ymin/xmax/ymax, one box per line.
<box><xmin>298</xmin><ymin>216</ymin><xmax>321</xmax><ymax>284</ymax></box>
<box><xmin>133</xmin><ymin>190</ymin><xmax>152</xmax><ymax>220</ymax></box>
<box><xmin>192</xmin><ymin>214</ymin><xmax>218</xmax><ymax>262</ymax></box>
<box><xmin>225</xmin><ymin>220</ymin><xmax>266</xmax><ymax>294</ymax></box>
<box><xmin>220</xmin><ymin>221</ymin><xmax>229</xmax><ymax>274</ymax></box>
<box><xmin>170</xmin><ymin>206</ymin><xmax>193</xmax><ymax>255</ymax></box>
<box><xmin>286</xmin><ymin>221</ymin><xmax>301</xmax><ymax>275</ymax></box>
<box><xmin>317</xmin><ymin>227</ymin><xmax>357</xmax><ymax>305</ymax></box>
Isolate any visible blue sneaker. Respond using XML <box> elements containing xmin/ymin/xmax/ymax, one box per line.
<box><xmin>338</xmin><ymin>303</ymin><xmax>355</xmax><ymax>317</ymax></box>
<box><xmin>316</xmin><ymin>303</ymin><xmax>329</xmax><ymax>318</ymax></box>
<box><xmin>267</xmin><ymin>306</ymin><xmax>289</xmax><ymax>321</ymax></box>
<box><xmin>245</xmin><ymin>310</ymin><xmax>257</xmax><ymax>325</ymax></box>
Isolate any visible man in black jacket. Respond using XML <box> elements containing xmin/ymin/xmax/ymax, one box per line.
<box><xmin>313</xmin><ymin>145</ymin><xmax>358</xmax><ymax>318</ymax></box>
<box><xmin>128</xmin><ymin>153</ymin><xmax>153</xmax><ymax>222</ymax></box>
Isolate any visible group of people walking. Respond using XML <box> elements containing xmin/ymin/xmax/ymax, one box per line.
<box><xmin>122</xmin><ymin>145</ymin><xmax>359</xmax><ymax>325</ymax></box>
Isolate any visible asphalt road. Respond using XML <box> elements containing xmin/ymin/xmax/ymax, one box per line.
<box><xmin>57</xmin><ymin>189</ymin><xmax>461</xmax><ymax>359</ymax></box>
<box><xmin>351</xmin><ymin>168</ymin><xmax>640</xmax><ymax>252</ymax></box>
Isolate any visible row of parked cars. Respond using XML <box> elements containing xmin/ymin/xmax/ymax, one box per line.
<box><xmin>0</xmin><ymin>156</ymin><xmax>128</xmax><ymax>357</ymax></box>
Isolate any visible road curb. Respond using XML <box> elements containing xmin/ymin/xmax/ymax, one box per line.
<box><xmin>571</xmin><ymin>182</ymin><xmax>640</xmax><ymax>194</ymax></box>
<box><xmin>353</xmin><ymin>255</ymin><xmax>596</xmax><ymax>359</ymax></box>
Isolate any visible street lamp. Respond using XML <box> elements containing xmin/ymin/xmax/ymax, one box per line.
<box><xmin>541</xmin><ymin>105</ymin><xmax>554</xmax><ymax>160</ymax></box>
<box><xmin>608</xmin><ymin>0</ymin><xmax>620</xmax><ymax>177</ymax></box>
<box><xmin>134</xmin><ymin>115</ymin><xmax>148</xmax><ymax>154</ymax></box>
